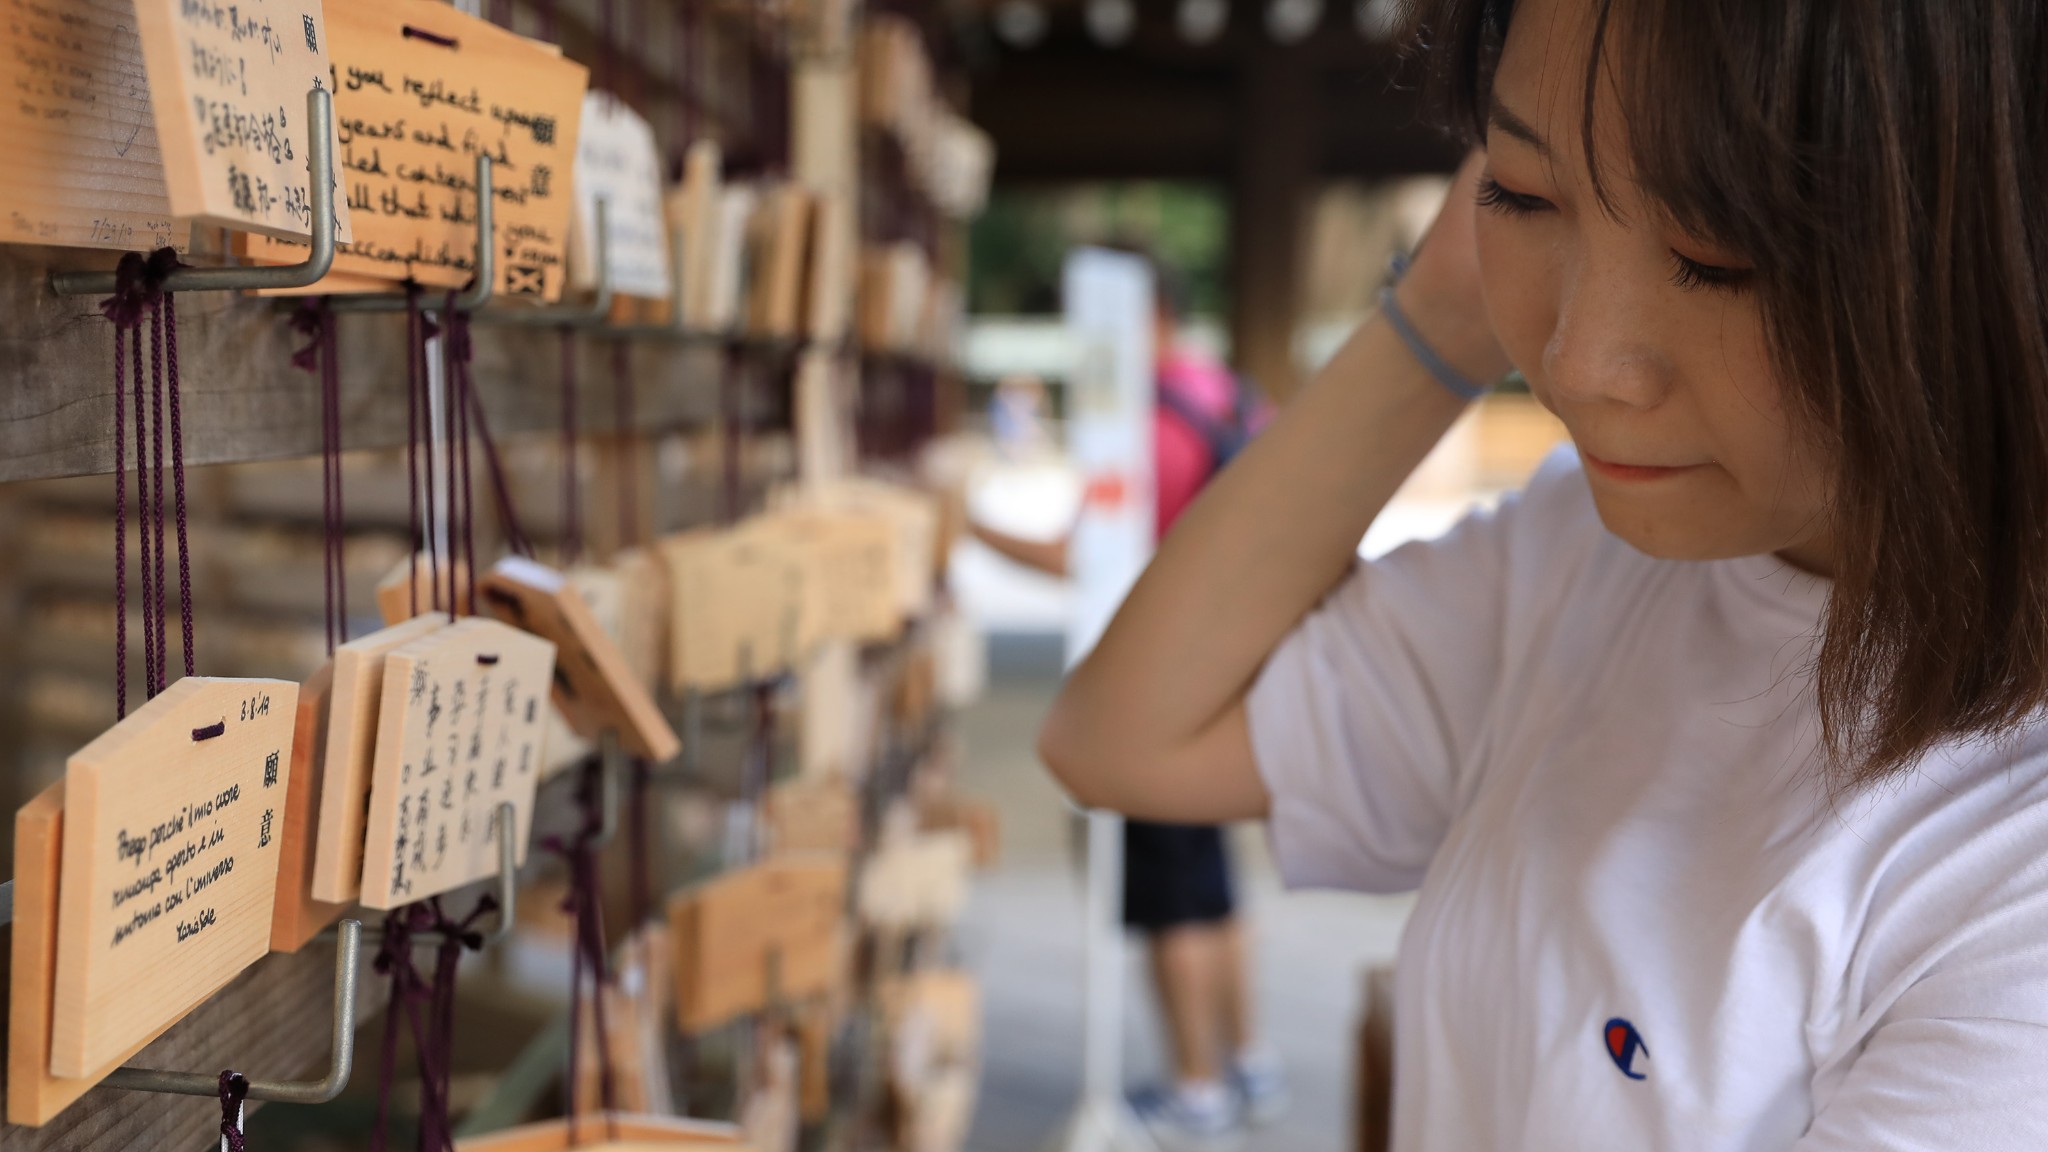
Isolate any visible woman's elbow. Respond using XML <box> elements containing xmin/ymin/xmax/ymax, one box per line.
<box><xmin>1037</xmin><ymin>694</ymin><xmax>1114</xmax><ymax>809</ymax></box>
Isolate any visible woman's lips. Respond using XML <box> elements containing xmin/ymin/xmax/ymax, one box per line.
<box><xmin>1581</xmin><ymin>450</ymin><xmax>1704</xmax><ymax>482</ymax></box>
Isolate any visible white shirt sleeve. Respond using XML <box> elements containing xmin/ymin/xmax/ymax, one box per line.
<box><xmin>1247</xmin><ymin>453</ymin><xmax>1593</xmax><ymax>893</ymax></box>
<box><xmin>1793</xmin><ymin>938</ymin><xmax>2048</xmax><ymax>1149</ymax></box>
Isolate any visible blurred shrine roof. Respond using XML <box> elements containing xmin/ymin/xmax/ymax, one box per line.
<box><xmin>951</xmin><ymin>0</ymin><xmax>1464</xmax><ymax>182</ymax></box>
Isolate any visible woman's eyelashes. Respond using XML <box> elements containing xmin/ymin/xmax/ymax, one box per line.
<box><xmin>1669</xmin><ymin>252</ymin><xmax>1755</xmax><ymax>294</ymax></box>
<box><xmin>1476</xmin><ymin>175</ymin><xmax>1552</xmax><ymax>217</ymax></box>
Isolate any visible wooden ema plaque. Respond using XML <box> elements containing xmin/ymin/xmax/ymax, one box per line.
<box><xmin>49</xmin><ymin>677</ymin><xmax>300</xmax><ymax>1078</ymax></box>
<box><xmin>0</xmin><ymin>0</ymin><xmax>189</xmax><ymax>252</ymax></box>
<box><xmin>269</xmin><ymin>662</ymin><xmax>350</xmax><ymax>952</ymax></box>
<box><xmin>9</xmin><ymin>785</ymin><xmax>176</xmax><ymax>1125</ymax></box>
<box><xmin>479</xmin><ymin>556</ymin><xmax>680</xmax><ymax>763</ymax></box>
<box><xmin>242</xmin><ymin>0</ymin><xmax>588</xmax><ymax>298</ymax></box>
<box><xmin>668</xmin><ymin>856</ymin><xmax>847</xmax><ymax>1034</ymax></box>
<box><xmin>858</xmin><ymin>830</ymin><xmax>972</xmax><ymax>933</ymax></box>
<box><xmin>357</xmin><ymin>616</ymin><xmax>554</xmax><ymax>910</ymax></box>
<box><xmin>756</xmin><ymin>511</ymin><xmax>898</xmax><ymax>645</ymax></box>
<box><xmin>131</xmin><ymin>0</ymin><xmax>355</xmax><ymax>242</ymax></box>
<box><xmin>309</xmin><ymin>613</ymin><xmax>450</xmax><ymax>903</ymax></box>
<box><xmin>658</xmin><ymin>526</ymin><xmax>807</xmax><ymax>691</ymax></box>
<box><xmin>571</xmin><ymin>90</ymin><xmax>670</xmax><ymax>301</ymax></box>
<box><xmin>766</xmin><ymin>776</ymin><xmax>859</xmax><ymax>856</ymax></box>
<box><xmin>744</xmin><ymin>184</ymin><xmax>813</xmax><ymax>339</ymax></box>
<box><xmin>452</xmin><ymin>1114</ymin><xmax>745</xmax><ymax>1151</ymax></box>
<box><xmin>612</xmin><ymin>547</ymin><xmax>670</xmax><ymax>692</ymax></box>
<box><xmin>665</xmin><ymin>140</ymin><xmax>721</xmax><ymax>328</ymax></box>
<box><xmin>376</xmin><ymin>551</ymin><xmax>473</xmax><ymax>624</ymax></box>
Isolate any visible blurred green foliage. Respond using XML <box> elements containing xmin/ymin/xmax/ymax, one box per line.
<box><xmin>968</xmin><ymin>182</ymin><xmax>1232</xmax><ymax>317</ymax></box>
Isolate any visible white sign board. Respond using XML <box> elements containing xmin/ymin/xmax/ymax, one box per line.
<box><xmin>571</xmin><ymin>91</ymin><xmax>672</xmax><ymax>300</ymax></box>
<box><xmin>1060</xmin><ymin>247</ymin><xmax>1156</xmax><ymax>667</ymax></box>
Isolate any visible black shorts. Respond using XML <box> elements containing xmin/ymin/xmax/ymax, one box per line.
<box><xmin>1121</xmin><ymin>819</ymin><xmax>1235</xmax><ymax>931</ymax></box>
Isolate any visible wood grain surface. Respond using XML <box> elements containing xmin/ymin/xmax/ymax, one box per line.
<box><xmin>0</xmin><ymin>246</ymin><xmax>738</xmax><ymax>485</ymax></box>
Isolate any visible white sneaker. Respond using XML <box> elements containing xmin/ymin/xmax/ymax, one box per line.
<box><xmin>1129</xmin><ymin>1081</ymin><xmax>1243</xmax><ymax>1151</ymax></box>
<box><xmin>1231</xmin><ymin>1051</ymin><xmax>1290</xmax><ymax>1126</ymax></box>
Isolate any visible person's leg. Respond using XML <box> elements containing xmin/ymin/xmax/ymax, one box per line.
<box><xmin>1125</xmin><ymin>821</ymin><xmax>1240</xmax><ymax>1143</ymax></box>
<box><xmin>1216</xmin><ymin>915</ymin><xmax>1255</xmax><ymax>1058</ymax></box>
<box><xmin>1147</xmin><ymin>921</ymin><xmax>1227</xmax><ymax>1084</ymax></box>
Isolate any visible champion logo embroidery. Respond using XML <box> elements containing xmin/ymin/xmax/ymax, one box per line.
<box><xmin>1603</xmin><ymin>1018</ymin><xmax>1650</xmax><ymax>1081</ymax></box>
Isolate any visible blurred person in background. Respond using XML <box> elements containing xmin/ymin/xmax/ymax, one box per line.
<box><xmin>971</xmin><ymin>252</ymin><xmax>1285</xmax><ymax>1147</ymax></box>
<box><xmin>989</xmin><ymin>373</ymin><xmax>1056</xmax><ymax>460</ymax></box>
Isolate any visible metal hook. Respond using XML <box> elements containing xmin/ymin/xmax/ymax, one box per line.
<box><xmin>326</xmin><ymin>154</ymin><xmax>497</xmax><ymax>314</ymax></box>
<box><xmin>50</xmin><ymin>88</ymin><xmax>338</xmax><ymax>296</ymax></box>
<box><xmin>103</xmin><ymin>919</ymin><xmax>361</xmax><ymax>1104</ymax></box>
<box><xmin>473</xmin><ymin>199</ymin><xmax>613</xmax><ymax>327</ymax></box>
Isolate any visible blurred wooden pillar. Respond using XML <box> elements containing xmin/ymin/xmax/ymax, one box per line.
<box><xmin>1230</xmin><ymin>47</ymin><xmax>1318</xmax><ymax>401</ymax></box>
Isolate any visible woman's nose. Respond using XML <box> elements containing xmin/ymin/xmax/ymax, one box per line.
<box><xmin>1542</xmin><ymin>258</ymin><xmax>1674</xmax><ymax>410</ymax></box>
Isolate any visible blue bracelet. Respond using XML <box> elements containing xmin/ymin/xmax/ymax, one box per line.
<box><xmin>1378</xmin><ymin>286</ymin><xmax>1492</xmax><ymax>402</ymax></box>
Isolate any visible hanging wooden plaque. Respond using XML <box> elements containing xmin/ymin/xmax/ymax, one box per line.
<box><xmin>309</xmin><ymin>612</ymin><xmax>450</xmax><ymax>903</ymax></box>
<box><xmin>857</xmin><ymin>830</ymin><xmax>972</xmax><ymax>933</ymax></box>
<box><xmin>659</xmin><ymin>526</ymin><xmax>807</xmax><ymax>691</ymax></box>
<box><xmin>49</xmin><ymin>677</ymin><xmax>300</xmax><ymax>1078</ymax></box>
<box><xmin>0</xmin><ymin>0</ymin><xmax>189</xmax><ymax>252</ymax></box>
<box><xmin>376</xmin><ymin>552</ymin><xmax>473</xmax><ymax>624</ymax></box>
<box><xmin>8</xmin><ymin>785</ymin><xmax>178</xmax><ymax>1125</ymax></box>
<box><xmin>611</xmin><ymin>547</ymin><xmax>671</xmax><ymax>692</ymax></box>
<box><xmin>765</xmin><ymin>776</ymin><xmax>859</xmax><ymax>857</ymax></box>
<box><xmin>571</xmin><ymin>90</ymin><xmax>671</xmax><ymax>301</ymax></box>
<box><xmin>357</xmin><ymin>616</ymin><xmax>554</xmax><ymax>909</ymax></box>
<box><xmin>479</xmin><ymin>556</ymin><xmax>680</xmax><ymax>763</ymax></box>
<box><xmin>241</xmin><ymin>0</ymin><xmax>588</xmax><ymax>297</ymax></box>
<box><xmin>131</xmin><ymin>0</ymin><xmax>354</xmax><ymax>242</ymax></box>
<box><xmin>668</xmin><ymin>856</ymin><xmax>847</xmax><ymax>1034</ymax></box>
<box><xmin>269</xmin><ymin>662</ymin><xmax>350</xmax><ymax>952</ymax></box>
<box><xmin>666</xmin><ymin>140</ymin><xmax>722</xmax><ymax>328</ymax></box>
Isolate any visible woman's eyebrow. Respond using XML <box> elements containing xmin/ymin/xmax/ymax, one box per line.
<box><xmin>1488</xmin><ymin>97</ymin><xmax>1550</xmax><ymax>156</ymax></box>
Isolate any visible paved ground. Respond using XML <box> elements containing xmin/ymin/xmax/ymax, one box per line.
<box><xmin>952</xmin><ymin>642</ymin><xmax>1413</xmax><ymax>1152</ymax></box>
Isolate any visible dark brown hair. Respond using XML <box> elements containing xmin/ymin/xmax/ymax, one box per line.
<box><xmin>1416</xmin><ymin>0</ymin><xmax>2048</xmax><ymax>786</ymax></box>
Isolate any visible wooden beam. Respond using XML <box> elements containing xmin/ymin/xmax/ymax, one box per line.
<box><xmin>0</xmin><ymin>942</ymin><xmax>372</xmax><ymax>1151</ymax></box>
<box><xmin>0</xmin><ymin>247</ymin><xmax>753</xmax><ymax>486</ymax></box>
<box><xmin>1229</xmin><ymin>46</ymin><xmax>1317</xmax><ymax>400</ymax></box>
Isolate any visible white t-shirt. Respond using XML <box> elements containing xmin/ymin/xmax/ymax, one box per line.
<box><xmin>1249</xmin><ymin>449</ymin><xmax>2048</xmax><ymax>1151</ymax></box>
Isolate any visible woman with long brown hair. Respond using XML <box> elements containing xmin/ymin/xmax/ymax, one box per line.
<box><xmin>1040</xmin><ymin>0</ymin><xmax>2048</xmax><ymax>1145</ymax></box>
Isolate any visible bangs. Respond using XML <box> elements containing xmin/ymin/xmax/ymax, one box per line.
<box><xmin>1418</xmin><ymin>0</ymin><xmax>1817</xmax><ymax>273</ymax></box>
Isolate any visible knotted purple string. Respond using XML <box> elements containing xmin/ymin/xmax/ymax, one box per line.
<box><xmin>545</xmin><ymin>761</ymin><xmax>619</xmax><ymax>1139</ymax></box>
<box><xmin>100</xmin><ymin>248</ymin><xmax>191</xmax><ymax>710</ymax></box>
<box><xmin>218</xmin><ymin>1071</ymin><xmax>249</xmax><ymax>1152</ymax></box>
<box><xmin>371</xmin><ymin>896</ymin><xmax>496</xmax><ymax>1152</ymax></box>
<box><xmin>101</xmin><ymin>254</ymin><xmax>143</xmax><ymax>718</ymax></box>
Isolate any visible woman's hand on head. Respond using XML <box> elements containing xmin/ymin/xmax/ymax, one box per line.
<box><xmin>1395</xmin><ymin>151</ymin><xmax>1514</xmax><ymax>386</ymax></box>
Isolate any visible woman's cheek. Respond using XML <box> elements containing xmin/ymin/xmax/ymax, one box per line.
<box><xmin>1473</xmin><ymin>212</ymin><xmax>1556</xmax><ymax>387</ymax></box>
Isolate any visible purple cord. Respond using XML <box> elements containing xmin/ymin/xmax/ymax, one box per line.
<box><xmin>112</xmin><ymin>300</ymin><xmax>128</xmax><ymax>720</ymax></box>
<box><xmin>166</xmin><ymin>291</ymin><xmax>193</xmax><ymax>679</ymax></box>
<box><xmin>149</xmin><ymin>296</ymin><xmax>167</xmax><ymax>691</ymax></box>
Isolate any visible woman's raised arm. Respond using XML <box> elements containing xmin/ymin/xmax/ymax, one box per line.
<box><xmin>1037</xmin><ymin>156</ymin><xmax>1510</xmax><ymax>823</ymax></box>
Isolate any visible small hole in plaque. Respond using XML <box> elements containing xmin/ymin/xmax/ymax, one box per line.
<box><xmin>402</xmin><ymin>25</ymin><xmax>460</xmax><ymax>49</ymax></box>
